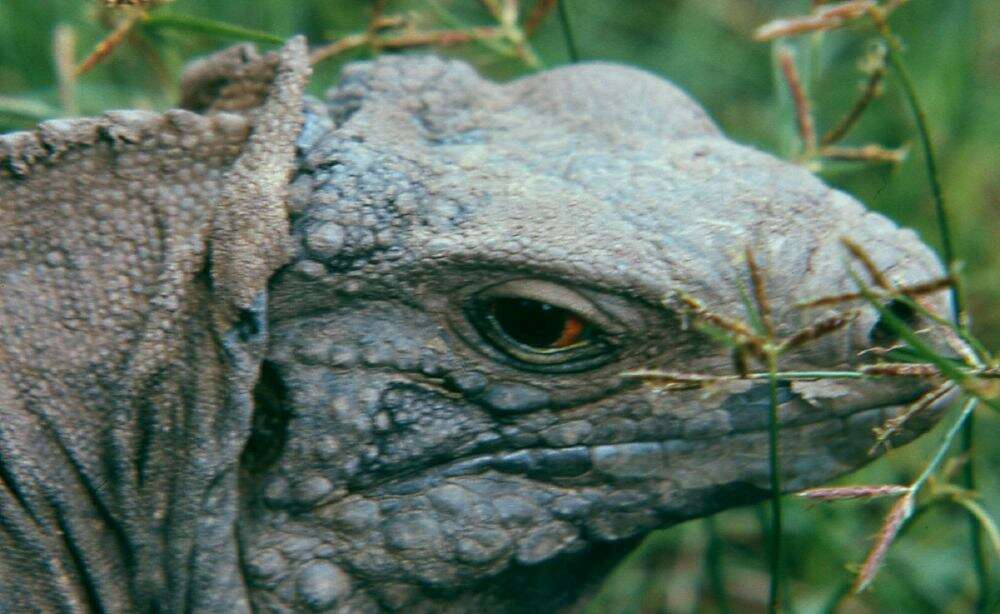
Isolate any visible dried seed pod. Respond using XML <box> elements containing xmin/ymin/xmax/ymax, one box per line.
<box><xmin>798</xmin><ymin>485</ymin><xmax>910</xmax><ymax>501</ymax></box>
<box><xmin>782</xmin><ymin>309</ymin><xmax>860</xmax><ymax>350</ymax></box>
<box><xmin>754</xmin><ymin>1</ymin><xmax>875</xmax><ymax>41</ymax></box>
<box><xmin>870</xmin><ymin>382</ymin><xmax>956</xmax><ymax>453</ymax></box>
<box><xmin>842</xmin><ymin>237</ymin><xmax>893</xmax><ymax>289</ymax></box>
<box><xmin>861</xmin><ymin>363</ymin><xmax>943</xmax><ymax>378</ymax></box>
<box><xmin>101</xmin><ymin>0</ymin><xmax>171</xmax><ymax>7</ymax></box>
<box><xmin>853</xmin><ymin>492</ymin><xmax>915</xmax><ymax>592</ymax></box>
<box><xmin>777</xmin><ymin>49</ymin><xmax>816</xmax><ymax>152</ymax></box>
<box><xmin>676</xmin><ymin>294</ymin><xmax>763</xmax><ymax>345</ymax></box>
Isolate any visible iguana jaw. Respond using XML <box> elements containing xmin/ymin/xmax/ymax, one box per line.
<box><xmin>238</xmin><ymin>321</ymin><xmax>946</xmax><ymax>611</ymax></box>
<box><xmin>344</xmin><ymin>378</ymin><xmax>942</xmax><ymax>499</ymax></box>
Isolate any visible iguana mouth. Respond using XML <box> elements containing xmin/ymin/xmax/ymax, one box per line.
<box><xmin>345</xmin><ymin>380</ymin><xmax>946</xmax><ymax>496</ymax></box>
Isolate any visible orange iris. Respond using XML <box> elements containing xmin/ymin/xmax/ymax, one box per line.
<box><xmin>551</xmin><ymin>314</ymin><xmax>584</xmax><ymax>348</ymax></box>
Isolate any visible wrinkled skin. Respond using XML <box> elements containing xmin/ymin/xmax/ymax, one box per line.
<box><xmin>0</xmin><ymin>42</ymin><xmax>951</xmax><ymax>613</ymax></box>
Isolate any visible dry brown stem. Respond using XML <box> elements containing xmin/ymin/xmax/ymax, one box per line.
<box><xmin>842</xmin><ymin>237</ymin><xmax>893</xmax><ymax>289</ymax></box>
<box><xmin>524</xmin><ymin>0</ymin><xmax>559</xmax><ymax>35</ymax></box>
<box><xmin>778</xmin><ymin>48</ymin><xmax>817</xmax><ymax>153</ymax></box>
<box><xmin>372</xmin><ymin>15</ymin><xmax>407</xmax><ymax>30</ymax></box>
<box><xmin>781</xmin><ymin>309</ymin><xmax>860</xmax><ymax>350</ymax></box>
<box><xmin>754</xmin><ymin>1</ymin><xmax>874</xmax><ymax>41</ymax></box>
<box><xmin>733</xmin><ymin>347</ymin><xmax>750</xmax><ymax>378</ymax></box>
<box><xmin>755</xmin><ymin>15</ymin><xmax>842</xmax><ymax>41</ymax></box>
<box><xmin>861</xmin><ymin>363</ymin><xmax>942</xmax><ymax>377</ymax></box>
<box><xmin>854</xmin><ymin>491</ymin><xmax>914</xmax><ymax>592</ymax></box>
<box><xmin>797</xmin><ymin>275</ymin><xmax>953</xmax><ymax>308</ymax></box>
<box><xmin>624</xmin><ymin>371</ymin><xmax>725</xmax><ymax>388</ymax></box>
<box><xmin>799</xmin><ymin>484</ymin><xmax>910</xmax><ymax>501</ymax></box>
<box><xmin>310</xmin><ymin>27</ymin><xmax>505</xmax><ymax>65</ymax></box>
<box><xmin>821</xmin><ymin>63</ymin><xmax>885</xmax><ymax>145</ymax></box>
<box><xmin>857</xmin><ymin>341</ymin><xmax>909</xmax><ymax>358</ymax></box>
<box><xmin>871</xmin><ymin>382</ymin><xmax>955</xmax><ymax>452</ymax></box>
<box><xmin>101</xmin><ymin>0</ymin><xmax>168</xmax><ymax>6</ymax></box>
<box><xmin>676</xmin><ymin>294</ymin><xmax>765</xmax><ymax>348</ymax></box>
<box><xmin>817</xmin><ymin>0</ymin><xmax>877</xmax><ymax>21</ymax></box>
<box><xmin>755</xmin><ymin>1</ymin><xmax>871</xmax><ymax>41</ymax></box>
<box><xmin>126</xmin><ymin>29</ymin><xmax>171</xmax><ymax>92</ymax></box>
<box><xmin>745</xmin><ymin>247</ymin><xmax>775</xmax><ymax>336</ymax></box>
<box><xmin>75</xmin><ymin>11</ymin><xmax>143</xmax><ymax>76</ymax></box>
<box><xmin>820</xmin><ymin>144</ymin><xmax>906</xmax><ymax>164</ymax></box>
<box><xmin>366</xmin><ymin>0</ymin><xmax>390</xmax><ymax>52</ymax></box>
<box><xmin>53</xmin><ymin>25</ymin><xmax>78</xmax><ymax>115</ymax></box>
<box><xmin>944</xmin><ymin>330</ymin><xmax>984</xmax><ymax>369</ymax></box>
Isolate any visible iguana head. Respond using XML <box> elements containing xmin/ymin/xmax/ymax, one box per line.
<box><xmin>0</xmin><ymin>39</ymin><xmax>952</xmax><ymax>611</ymax></box>
<box><xmin>238</xmin><ymin>56</ymin><xmax>952</xmax><ymax>611</ymax></box>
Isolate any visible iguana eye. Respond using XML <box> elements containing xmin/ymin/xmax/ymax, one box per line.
<box><xmin>466</xmin><ymin>280</ymin><xmax>620</xmax><ymax>369</ymax></box>
<box><xmin>489</xmin><ymin>298</ymin><xmax>590</xmax><ymax>350</ymax></box>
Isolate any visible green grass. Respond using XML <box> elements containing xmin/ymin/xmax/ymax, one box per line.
<box><xmin>1</xmin><ymin>1</ymin><xmax>996</xmax><ymax>610</ymax></box>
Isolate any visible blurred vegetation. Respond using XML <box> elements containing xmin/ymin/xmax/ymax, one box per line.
<box><xmin>0</xmin><ymin>0</ymin><xmax>996</xmax><ymax>611</ymax></box>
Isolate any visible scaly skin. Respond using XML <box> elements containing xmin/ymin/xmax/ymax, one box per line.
<box><xmin>0</xmin><ymin>42</ymin><xmax>951</xmax><ymax>612</ymax></box>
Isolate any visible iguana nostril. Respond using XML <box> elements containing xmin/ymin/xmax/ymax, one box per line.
<box><xmin>869</xmin><ymin>299</ymin><xmax>918</xmax><ymax>346</ymax></box>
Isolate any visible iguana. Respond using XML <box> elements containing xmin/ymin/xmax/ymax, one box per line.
<box><xmin>0</xmin><ymin>38</ymin><xmax>953</xmax><ymax>612</ymax></box>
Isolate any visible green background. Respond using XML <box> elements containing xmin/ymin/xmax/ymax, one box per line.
<box><xmin>1</xmin><ymin>1</ymin><xmax>996</xmax><ymax>611</ymax></box>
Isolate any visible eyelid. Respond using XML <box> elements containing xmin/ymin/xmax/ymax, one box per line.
<box><xmin>476</xmin><ymin>279</ymin><xmax>623</xmax><ymax>334</ymax></box>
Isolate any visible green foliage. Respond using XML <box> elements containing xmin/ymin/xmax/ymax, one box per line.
<box><xmin>1</xmin><ymin>1</ymin><xmax>996</xmax><ymax>610</ymax></box>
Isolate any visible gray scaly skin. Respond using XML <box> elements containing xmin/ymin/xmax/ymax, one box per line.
<box><xmin>0</xmin><ymin>39</ymin><xmax>952</xmax><ymax>612</ymax></box>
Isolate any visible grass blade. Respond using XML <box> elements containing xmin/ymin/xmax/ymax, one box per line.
<box><xmin>766</xmin><ymin>349</ymin><xmax>784</xmax><ymax>612</ymax></box>
<box><xmin>556</xmin><ymin>0</ymin><xmax>579</xmax><ymax>61</ymax></box>
<box><xmin>142</xmin><ymin>12</ymin><xmax>284</xmax><ymax>45</ymax></box>
<box><xmin>0</xmin><ymin>96</ymin><xmax>58</xmax><ymax>121</ymax></box>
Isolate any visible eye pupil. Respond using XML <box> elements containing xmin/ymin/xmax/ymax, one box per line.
<box><xmin>491</xmin><ymin>298</ymin><xmax>583</xmax><ymax>349</ymax></box>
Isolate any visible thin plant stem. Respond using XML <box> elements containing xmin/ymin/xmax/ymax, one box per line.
<box><xmin>871</xmin><ymin>13</ymin><xmax>986</xmax><ymax>605</ymax></box>
<box><xmin>963</xmin><ymin>414</ymin><xmax>990</xmax><ymax>614</ymax></box>
<box><xmin>821</xmin><ymin>66</ymin><xmax>884</xmax><ymax>146</ymax></box>
<box><xmin>702</xmin><ymin>516</ymin><xmax>731</xmax><ymax>614</ymax></box>
<box><xmin>142</xmin><ymin>12</ymin><xmax>284</xmax><ymax>44</ymax></box>
<box><xmin>524</xmin><ymin>0</ymin><xmax>557</xmax><ymax>36</ymax></box>
<box><xmin>871</xmin><ymin>16</ymin><xmax>959</xmax><ymax>315</ymax></box>
<box><xmin>625</xmin><ymin>369</ymin><xmax>868</xmax><ymax>381</ymax></box>
<box><xmin>777</xmin><ymin>47</ymin><xmax>817</xmax><ymax>155</ymax></box>
<box><xmin>426</xmin><ymin>0</ymin><xmax>538</xmax><ymax>66</ymax></box>
<box><xmin>0</xmin><ymin>96</ymin><xmax>58</xmax><ymax>121</ymax></box>
<box><xmin>53</xmin><ymin>25</ymin><xmax>78</xmax><ymax>116</ymax></box>
<box><xmin>766</xmin><ymin>348</ymin><xmax>783</xmax><ymax>613</ymax></box>
<box><xmin>556</xmin><ymin>0</ymin><xmax>579</xmax><ymax>62</ymax></box>
<box><xmin>911</xmin><ymin>398</ymin><xmax>978</xmax><ymax>492</ymax></box>
<box><xmin>819</xmin><ymin>580</ymin><xmax>852</xmax><ymax>614</ymax></box>
<box><xmin>75</xmin><ymin>11</ymin><xmax>142</xmax><ymax>76</ymax></box>
<box><xmin>309</xmin><ymin>27</ymin><xmax>508</xmax><ymax>66</ymax></box>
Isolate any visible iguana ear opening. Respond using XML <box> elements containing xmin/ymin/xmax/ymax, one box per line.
<box><xmin>242</xmin><ymin>360</ymin><xmax>292</xmax><ymax>474</ymax></box>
